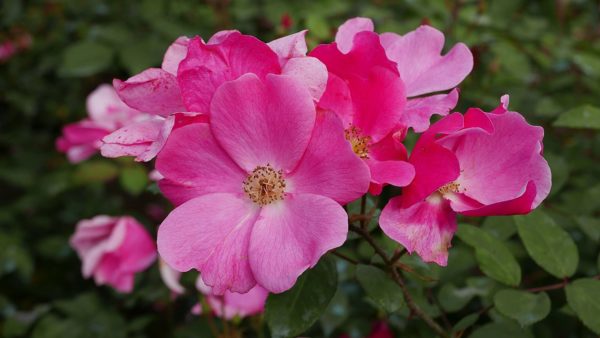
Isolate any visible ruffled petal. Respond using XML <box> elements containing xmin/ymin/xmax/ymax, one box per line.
<box><xmin>161</xmin><ymin>36</ymin><xmax>190</xmax><ymax>75</ymax></box>
<box><xmin>210</xmin><ymin>73</ymin><xmax>315</xmax><ymax>172</ymax></box>
<box><xmin>382</xmin><ymin>25</ymin><xmax>473</xmax><ymax>97</ymax></box>
<box><xmin>248</xmin><ymin>194</ymin><xmax>347</xmax><ymax>293</ymax></box>
<box><xmin>380</xmin><ymin>195</ymin><xmax>457</xmax><ymax>266</ymax></box>
<box><xmin>156</xmin><ymin>123</ymin><xmax>246</xmax><ymax>206</ymax></box>
<box><xmin>401</xmin><ymin>88</ymin><xmax>459</xmax><ymax>132</ymax></box>
<box><xmin>287</xmin><ymin>111</ymin><xmax>370</xmax><ymax>204</ymax></box>
<box><xmin>113</xmin><ymin>68</ymin><xmax>185</xmax><ymax>116</ymax></box>
<box><xmin>334</xmin><ymin>17</ymin><xmax>374</xmax><ymax>54</ymax></box>
<box><xmin>268</xmin><ymin>30</ymin><xmax>308</xmax><ymax>65</ymax></box>
<box><xmin>281</xmin><ymin>56</ymin><xmax>328</xmax><ymax>101</ymax></box>
<box><xmin>177</xmin><ymin>34</ymin><xmax>281</xmax><ymax>113</ymax></box>
<box><xmin>157</xmin><ymin>193</ymin><xmax>260</xmax><ymax>294</ymax></box>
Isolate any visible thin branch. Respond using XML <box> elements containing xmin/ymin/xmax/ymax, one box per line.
<box><xmin>349</xmin><ymin>224</ymin><xmax>450</xmax><ymax>338</ymax></box>
<box><xmin>390</xmin><ymin>247</ymin><xmax>407</xmax><ymax>265</ymax></box>
<box><xmin>330</xmin><ymin>250</ymin><xmax>360</xmax><ymax>265</ymax></box>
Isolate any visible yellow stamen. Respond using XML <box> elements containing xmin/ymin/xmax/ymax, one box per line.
<box><xmin>242</xmin><ymin>164</ymin><xmax>286</xmax><ymax>206</ymax></box>
<box><xmin>344</xmin><ymin>125</ymin><xmax>371</xmax><ymax>159</ymax></box>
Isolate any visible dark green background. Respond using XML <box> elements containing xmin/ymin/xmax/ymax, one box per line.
<box><xmin>1</xmin><ymin>0</ymin><xmax>600</xmax><ymax>337</ymax></box>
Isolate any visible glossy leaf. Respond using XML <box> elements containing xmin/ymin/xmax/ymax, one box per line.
<box><xmin>265</xmin><ymin>257</ymin><xmax>338</xmax><ymax>338</ymax></box>
<box><xmin>355</xmin><ymin>264</ymin><xmax>404</xmax><ymax>313</ymax></box>
<box><xmin>565</xmin><ymin>278</ymin><xmax>600</xmax><ymax>334</ymax></box>
<box><xmin>515</xmin><ymin>210</ymin><xmax>579</xmax><ymax>278</ymax></box>
<box><xmin>493</xmin><ymin>289</ymin><xmax>551</xmax><ymax>326</ymax></box>
<box><xmin>457</xmin><ymin>224</ymin><xmax>521</xmax><ymax>286</ymax></box>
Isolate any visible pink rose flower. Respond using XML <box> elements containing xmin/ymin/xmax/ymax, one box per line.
<box><xmin>334</xmin><ymin>17</ymin><xmax>473</xmax><ymax>132</ymax></box>
<box><xmin>56</xmin><ymin>84</ymin><xmax>143</xmax><ymax>163</ymax></box>
<box><xmin>156</xmin><ymin>74</ymin><xmax>370</xmax><ymax>294</ymax></box>
<box><xmin>194</xmin><ymin>276</ymin><xmax>268</xmax><ymax>320</ymax></box>
<box><xmin>310</xmin><ymin>21</ymin><xmax>414</xmax><ymax>194</ymax></box>
<box><xmin>379</xmin><ymin>96</ymin><xmax>551</xmax><ymax>265</ymax></box>
<box><xmin>70</xmin><ymin>215</ymin><xmax>157</xmax><ymax>293</ymax></box>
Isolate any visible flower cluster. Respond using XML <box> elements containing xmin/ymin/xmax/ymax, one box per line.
<box><xmin>59</xmin><ymin>17</ymin><xmax>551</xmax><ymax>308</ymax></box>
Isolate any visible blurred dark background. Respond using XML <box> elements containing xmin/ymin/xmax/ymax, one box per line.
<box><xmin>1</xmin><ymin>1</ymin><xmax>600</xmax><ymax>337</ymax></box>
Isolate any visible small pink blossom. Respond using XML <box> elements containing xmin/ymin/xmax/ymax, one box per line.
<box><xmin>379</xmin><ymin>96</ymin><xmax>551</xmax><ymax>265</ymax></box>
<box><xmin>194</xmin><ymin>276</ymin><xmax>268</xmax><ymax>320</ymax></box>
<box><xmin>70</xmin><ymin>215</ymin><xmax>157</xmax><ymax>293</ymax></box>
<box><xmin>56</xmin><ymin>84</ymin><xmax>143</xmax><ymax>163</ymax></box>
<box><xmin>156</xmin><ymin>74</ymin><xmax>369</xmax><ymax>294</ymax></box>
<box><xmin>334</xmin><ymin>17</ymin><xmax>473</xmax><ymax>132</ymax></box>
<box><xmin>310</xmin><ymin>22</ymin><xmax>414</xmax><ymax>194</ymax></box>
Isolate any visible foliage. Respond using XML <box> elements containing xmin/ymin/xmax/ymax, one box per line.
<box><xmin>1</xmin><ymin>0</ymin><xmax>600</xmax><ymax>337</ymax></box>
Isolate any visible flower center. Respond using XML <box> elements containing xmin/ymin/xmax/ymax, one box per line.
<box><xmin>242</xmin><ymin>164</ymin><xmax>286</xmax><ymax>206</ymax></box>
<box><xmin>344</xmin><ymin>125</ymin><xmax>371</xmax><ymax>159</ymax></box>
<box><xmin>438</xmin><ymin>181</ymin><xmax>460</xmax><ymax>195</ymax></box>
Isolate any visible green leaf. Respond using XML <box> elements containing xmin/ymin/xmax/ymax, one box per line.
<box><xmin>453</xmin><ymin>313</ymin><xmax>480</xmax><ymax>333</ymax></box>
<box><xmin>59</xmin><ymin>41</ymin><xmax>113</xmax><ymax>77</ymax></box>
<box><xmin>119</xmin><ymin>165</ymin><xmax>148</xmax><ymax>196</ymax></box>
<box><xmin>493</xmin><ymin>289</ymin><xmax>551</xmax><ymax>326</ymax></box>
<box><xmin>306</xmin><ymin>15</ymin><xmax>330</xmax><ymax>40</ymax></box>
<box><xmin>553</xmin><ymin>105</ymin><xmax>600</xmax><ymax>130</ymax></box>
<box><xmin>573</xmin><ymin>52</ymin><xmax>600</xmax><ymax>77</ymax></box>
<box><xmin>320</xmin><ymin>289</ymin><xmax>349</xmax><ymax>336</ymax></box>
<box><xmin>456</xmin><ymin>224</ymin><xmax>521</xmax><ymax>286</ymax></box>
<box><xmin>265</xmin><ymin>257</ymin><xmax>337</xmax><ymax>338</ymax></box>
<box><xmin>575</xmin><ymin>216</ymin><xmax>600</xmax><ymax>242</ymax></box>
<box><xmin>118</xmin><ymin>39</ymin><xmax>165</xmax><ymax>75</ymax></box>
<box><xmin>469</xmin><ymin>321</ymin><xmax>534</xmax><ymax>338</ymax></box>
<box><xmin>482</xmin><ymin>216</ymin><xmax>517</xmax><ymax>240</ymax></box>
<box><xmin>73</xmin><ymin>160</ymin><xmax>119</xmax><ymax>184</ymax></box>
<box><xmin>515</xmin><ymin>210</ymin><xmax>578</xmax><ymax>278</ymax></box>
<box><xmin>355</xmin><ymin>264</ymin><xmax>404</xmax><ymax>313</ymax></box>
<box><xmin>437</xmin><ymin>283</ymin><xmax>477</xmax><ymax>312</ymax></box>
<box><xmin>565</xmin><ymin>278</ymin><xmax>600</xmax><ymax>334</ymax></box>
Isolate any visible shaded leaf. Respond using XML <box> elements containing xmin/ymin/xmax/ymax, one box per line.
<box><xmin>493</xmin><ymin>289</ymin><xmax>551</xmax><ymax>326</ymax></box>
<box><xmin>565</xmin><ymin>278</ymin><xmax>600</xmax><ymax>334</ymax></box>
<box><xmin>355</xmin><ymin>264</ymin><xmax>404</xmax><ymax>313</ymax></box>
<box><xmin>265</xmin><ymin>257</ymin><xmax>337</xmax><ymax>338</ymax></box>
<box><xmin>59</xmin><ymin>41</ymin><xmax>113</xmax><ymax>77</ymax></box>
<box><xmin>457</xmin><ymin>224</ymin><xmax>521</xmax><ymax>286</ymax></box>
<box><xmin>515</xmin><ymin>210</ymin><xmax>578</xmax><ymax>278</ymax></box>
<box><xmin>554</xmin><ymin>105</ymin><xmax>600</xmax><ymax>130</ymax></box>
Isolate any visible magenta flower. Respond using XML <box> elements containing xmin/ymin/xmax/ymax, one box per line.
<box><xmin>101</xmin><ymin>37</ymin><xmax>206</xmax><ymax>162</ymax></box>
<box><xmin>156</xmin><ymin>74</ymin><xmax>369</xmax><ymax>294</ymax></box>
<box><xmin>310</xmin><ymin>22</ymin><xmax>414</xmax><ymax>194</ymax></box>
<box><xmin>379</xmin><ymin>97</ymin><xmax>551</xmax><ymax>265</ymax></box>
<box><xmin>70</xmin><ymin>215</ymin><xmax>157</xmax><ymax>293</ymax></box>
<box><xmin>104</xmin><ymin>31</ymin><xmax>326</xmax><ymax>162</ymax></box>
<box><xmin>335</xmin><ymin>17</ymin><xmax>473</xmax><ymax>132</ymax></box>
<box><xmin>194</xmin><ymin>276</ymin><xmax>268</xmax><ymax>320</ymax></box>
<box><xmin>56</xmin><ymin>84</ymin><xmax>143</xmax><ymax>163</ymax></box>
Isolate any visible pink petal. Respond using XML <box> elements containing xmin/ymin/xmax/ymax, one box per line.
<box><xmin>438</xmin><ymin>110</ymin><xmax>550</xmax><ymax>209</ymax></box>
<box><xmin>207</xmin><ymin>30</ymin><xmax>238</xmax><ymax>44</ymax></box>
<box><xmin>367</xmin><ymin>160</ymin><xmax>415</xmax><ymax>188</ymax></box>
<box><xmin>159</xmin><ymin>259</ymin><xmax>185</xmax><ymax>295</ymax></box>
<box><xmin>281</xmin><ymin>56</ymin><xmax>328</xmax><ymax>101</ymax></box>
<box><xmin>402</xmin><ymin>142</ymin><xmax>460</xmax><ymax>208</ymax></box>
<box><xmin>248</xmin><ymin>194</ymin><xmax>347</xmax><ymax>293</ymax></box>
<box><xmin>401</xmin><ymin>88</ymin><xmax>459</xmax><ymax>132</ymax></box>
<box><xmin>210</xmin><ymin>73</ymin><xmax>315</xmax><ymax>172</ymax></box>
<box><xmin>268</xmin><ymin>30</ymin><xmax>308</xmax><ymax>65</ymax></box>
<box><xmin>311</xmin><ymin>32</ymin><xmax>405</xmax><ymax>141</ymax></box>
<box><xmin>156</xmin><ymin>123</ymin><xmax>246</xmax><ymax>206</ymax></box>
<box><xmin>382</xmin><ymin>25</ymin><xmax>473</xmax><ymax>97</ymax></box>
<box><xmin>287</xmin><ymin>111</ymin><xmax>370</xmax><ymax>204</ymax></box>
<box><xmin>451</xmin><ymin>181</ymin><xmax>539</xmax><ymax>217</ymax></box>
<box><xmin>100</xmin><ymin>118</ymin><xmax>164</xmax><ymax>160</ymax></box>
<box><xmin>86</xmin><ymin>84</ymin><xmax>138</xmax><ymax>127</ymax></box>
<box><xmin>157</xmin><ymin>193</ymin><xmax>260</xmax><ymax>294</ymax></box>
<box><xmin>334</xmin><ymin>17</ymin><xmax>374</xmax><ymax>54</ymax></box>
<box><xmin>317</xmin><ymin>72</ymin><xmax>353</xmax><ymax>126</ymax></box>
<box><xmin>161</xmin><ymin>36</ymin><xmax>190</xmax><ymax>75</ymax></box>
<box><xmin>113</xmin><ymin>68</ymin><xmax>186</xmax><ymax>116</ymax></box>
<box><xmin>380</xmin><ymin>195</ymin><xmax>457</xmax><ymax>266</ymax></box>
<box><xmin>177</xmin><ymin>34</ymin><xmax>281</xmax><ymax>113</ymax></box>
<box><xmin>369</xmin><ymin>129</ymin><xmax>408</xmax><ymax>162</ymax></box>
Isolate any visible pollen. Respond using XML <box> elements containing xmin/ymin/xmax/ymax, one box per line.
<box><xmin>438</xmin><ymin>181</ymin><xmax>460</xmax><ymax>195</ymax></box>
<box><xmin>243</xmin><ymin>164</ymin><xmax>286</xmax><ymax>206</ymax></box>
<box><xmin>344</xmin><ymin>125</ymin><xmax>371</xmax><ymax>159</ymax></box>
